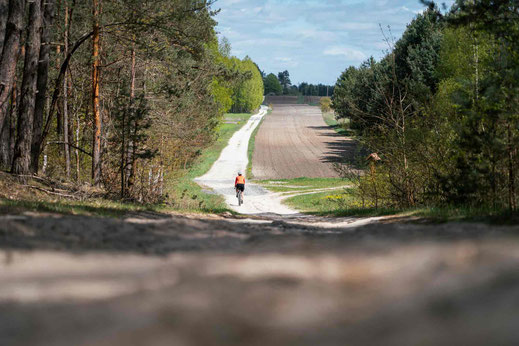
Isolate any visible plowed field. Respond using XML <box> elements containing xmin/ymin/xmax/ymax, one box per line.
<box><xmin>252</xmin><ymin>104</ymin><xmax>356</xmax><ymax>179</ymax></box>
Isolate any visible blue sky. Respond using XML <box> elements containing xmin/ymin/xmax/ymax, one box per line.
<box><xmin>214</xmin><ymin>0</ymin><xmax>454</xmax><ymax>85</ymax></box>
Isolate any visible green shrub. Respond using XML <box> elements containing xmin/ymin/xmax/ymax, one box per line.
<box><xmin>320</xmin><ymin>97</ymin><xmax>332</xmax><ymax>113</ymax></box>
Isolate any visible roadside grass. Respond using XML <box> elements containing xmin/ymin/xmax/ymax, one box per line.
<box><xmin>283</xmin><ymin>190</ymin><xmax>354</xmax><ymax>214</ymax></box>
<box><xmin>246</xmin><ymin>109</ymin><xmax>270</xmax><ymax>178</ymax></box>
<box><xmin>0</xmin><ymin>197</ymin><xmax>165</xmax><ymax>217</ymax></box>
<box><xmin>257</xmin><ymin>177</ymin><xmax>350</xmax><ymax>193</ymax></box>
<box><xmin>405</xmin><ymin>206</ymin><xmax>519</xmax><ymax>224</ymax></box>
<box><xmin>0</xmin><ymin>171</ymin><xmax>167</xmax><ymax>217</ymax></box>
<box><xmin>281</xmin><ymin>188</ymin><xmax>401</xmax><ymax>216</ymax></box>
<box><xmin>322</xmin><ymin>112</ymin><xmax>354</xmax><ymax>137</ymax></box>
<box><xmin>165</xmin><ymin>112</ymin><xmax>253</xmax><ymax>214</ymax></box>
<box><xmin>282</xmin><ymin>185</ymin><xmax>519</xmax><ymax>224</ymax></box>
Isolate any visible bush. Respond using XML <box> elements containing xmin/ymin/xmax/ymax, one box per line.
<box><xmin>320</xmin><ymin>97</ymin><xmax>332</xmax><ymax>113</ymax></box>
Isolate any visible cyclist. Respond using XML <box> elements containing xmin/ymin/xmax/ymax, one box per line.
<box><xmin>235</xmin><ymin>172</ymin><xmax>246</xmax><ymax>200</ymax></box>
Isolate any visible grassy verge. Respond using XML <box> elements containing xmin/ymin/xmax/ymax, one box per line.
<box><xmin>246</xmin><ymin>109</ymin><xmax>270</xmax><ymax>178</ymax></box>
<box><xmin>404</xmin><ymin>206</ymin><xmax>519</xmax><ymax>224</ymax></box>
<box><xmin>0</xmin><ymin>170</ymin><xmax>167</xmax><ymax>217</ymax></box>
<box><xmin>322</xmin><ymin>112</ymin><xmax>354</xmax><ymax>137</ymax></box>
<box><xmin>257</xmin><ymin>177</ymin><xmax>349</xmax><ymax>193</ymax></box>
<box><xmin>0</xmin><ymin>197</ymin><xmax>166</xmax><ymax>217</ymax></box>
<box><xmin>280</xmin><ymin>187</ymin><xmax>401</xmax><ymax>216</ymax></box>
<box><xmin>282</xmin><ymin>184</ymin><xmax>519</xmax><ymax>224</ymax></box>
<box><xmin>165</xmin><ymin>112</ymin><xmax>253</xmax><ymax>214</ymax></box>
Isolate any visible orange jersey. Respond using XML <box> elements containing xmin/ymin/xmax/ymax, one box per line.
<box><xmin>235</xmin><ymin>175</ymin><xmax>245</xmax><ymax>185</ymax></box>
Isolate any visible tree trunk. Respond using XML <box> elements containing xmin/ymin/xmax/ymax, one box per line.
<box><xmin>12</xmin><ymin>1</ymin><xmax>42</xmax><ymax>175</ymax></box>
<box><xmin>0</xmin><ymin>0</ymin><xmax>8</xmax><ymax>57</ymax></box>
<box><xmin>63</xmin><ymin>1</ymin><xmax>70</xmax><ymax>178</ymax></box>
<box><xmin>30</xmin><ymin>0</ymin><xmax>55</xmax><ymax>174</ymax></box>
<box><xmin>0</xmin><ymin>77</ymin><xmax>14</xmax><ymax>168</ymax></box>
<box><xmin>0</xmin><ymin>118</ymin><xmax>9</xmax><ymax>168</ymax></box>
<box><xmin>8</xmin><ymin>85</ymin><xmax>16</xmax><ymax>163</ymax></box>
<box><xmin>91</xmin><ymin>0</ymin><xmax>101</xmax><ymax>185</ymax></box>
<box><xmin>0</xmin><ymin>101</ymin><xmax>13</xmax><ymax>168</ymax></box>
<box><xmin>508</xmin><ymin>122</ymin><xmax>516</xmax><ymax>211</ymax></box>
<box><xmin>126</xmin><ymin>43</ymin><xmax>136</xmax><ymax>190</ymax></box>
<box><xmin>473</xmin><ymin>34</ymin><xmax>479</xmax><ymax>102</ymax></box>
<box><xmin>0</xmin><ymin>0</ymin><xmax>25</xmax><ymax>129</ymax></box>
<box><xmin>75</xmin><ymin>108</ymin><xmax>81</xmax><ymax>182</ymax></box>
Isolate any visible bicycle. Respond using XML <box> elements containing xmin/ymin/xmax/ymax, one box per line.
<box><xmin>237</xmin><ymin>189</ymin><xmax>243</xmax><ymax>206</ymax></box>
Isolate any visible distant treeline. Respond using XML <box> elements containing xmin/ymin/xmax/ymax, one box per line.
<box><xmin>0</xmin><ymin>0</ymin><xmax>263</xmax><ymax>201</ymax></box>
<box><xmin>262</xmin><ymin>70</ymin><xmax>334</xmax><ymax>97</ymax></box>
<box><xmin>332</xmin><ymin>0</ymin><xmax>519</xmax><ymax>211</ymax></box>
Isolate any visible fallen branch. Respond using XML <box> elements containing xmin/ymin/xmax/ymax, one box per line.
<box><xmin>22</xmin><ymin>185</ymin><xmax>80</xmax><ymax>200</ymax></box>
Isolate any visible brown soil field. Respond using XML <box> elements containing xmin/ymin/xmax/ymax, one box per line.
<box><xmin>252</xmin><ymin>104</ymin><xmax>357</xmax><ymax>179</ymax></box>
<box><xmin>264</xmin><ymin>95</ymin><xmax>299</xmax><ymax>104</ymax></box>
<box><xmin>303</xmin><ymin>95</ymin><xmax>323</xmax><ymax>104</ymax></box>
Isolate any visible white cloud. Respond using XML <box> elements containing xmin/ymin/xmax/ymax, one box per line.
<box><xmin>401</xmin><ymin>6</ymin><xmax>422</xmax><ymax>15</ymax></box>
<box><xmin>323</xmin><ymin>46</ymin><xmax>367</xmax><ymax>62</ymax></box>
<box><xmin>332</xmin><ymin>22</ymin><xmax>378</xmax><ymax>31</ymax></box>
<box><xmin>274</xmin><ymin>57</ymin><xmax>300</xmax><ymax>68</ymax></box>
<box><xmin>214</xmin><ymin>0</ymin><xmax>456</xmax><ymax>84</ymax></box>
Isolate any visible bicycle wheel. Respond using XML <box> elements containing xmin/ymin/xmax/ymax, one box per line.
<box><xmin>238</xmin><ymin>191</ymin><xmax>243</xmax><ymax>206</ymax></box>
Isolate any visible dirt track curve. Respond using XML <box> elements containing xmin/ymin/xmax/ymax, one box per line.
<box><xmin>252</xmin><ymin>104</ymin><xmax>357</xmax><ymax>179</ymax></box>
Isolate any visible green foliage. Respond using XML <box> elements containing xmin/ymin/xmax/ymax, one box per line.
<box><xmin>209</xmin><ymin>37</ymin><xmax>238</xmax><ymax>114</ymax></box>
<box><xmin>264</xmin><ymin>73</ymin><xmax>282</xmax><ymax>95</ymax></box>
<box><xmin>331</xmin><ymin>1</ymin><xmax>519</xmax><ymax>213</ymax></box>
<box><xmin>24</xmin><ymin>0</ymin><xmax>240</xmax><ymax>203</ymax></box>
<box><xmin>320</xmin><ymin>97</ymin><xmax>332</xmax><ymax>113</ymax></box>
<box><xmin>230</xmin><ymin>57</ymin><xmax>264</xmax><ymax>113</ymax></box>
<box><xmin>298</xmin><ymin>82</ymin><xmax>334</xmax><ymax>96</ymax></box>
<box><xmin>393</xmin><ymin>6</ymin><xmax>444</xmax><ymax>102</ymax></box>
<box><xmin>1</xmin><ymin>1</ymin><xmax>267</xmax><ymax>205</ymax></box>
<box><xmin>277</xmin><ymin>70</ymin><xmax>291</xmax><ymax>94</ymax></box>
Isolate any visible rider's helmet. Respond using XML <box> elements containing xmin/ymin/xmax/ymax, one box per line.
<box><xmin>238</xmin><ymin>172</ymin><xmax>242</xmax><ymax>176</ymax></box>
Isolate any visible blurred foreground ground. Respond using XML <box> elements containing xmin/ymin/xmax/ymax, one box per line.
<box><xmin>1</xmin><ymin>212</ymin><xmax>519</xmax><ymax>346</ymax></box>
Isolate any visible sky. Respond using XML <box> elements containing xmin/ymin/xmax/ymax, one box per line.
<box><xmin>214</xmin><ymin>0</ymin><xmax>454</xmax><ymax>85</ymax></box>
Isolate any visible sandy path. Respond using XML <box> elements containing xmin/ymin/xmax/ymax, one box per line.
<box><xmin>195</xmin><ymin>106</ymin><xmax>297</xmax><ymax>215</ymax></box>
<box><xmin>252</xmin><ymin>104</ymin><xmax>357</xmax><ymax>179</ymax></box>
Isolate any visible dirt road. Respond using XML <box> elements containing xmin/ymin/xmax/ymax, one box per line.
<box><xmin>195</xmin><ymin>106</ymin><xmax>297</xmax><ymax>215</ymax></box>
<box><xmin>252</xmin><ymin>104</ymin><xmax>357</xmax><ymax>179</ymax></box>
<box><xmin>1</xmin><ymin>212</ymin><xmax>519</xmax><ymax>346</ymax></box>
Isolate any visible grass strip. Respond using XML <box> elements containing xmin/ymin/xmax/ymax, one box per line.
<box><xmin>246</xmin><ymin>109</ymin><xmax>270</xmax><ymax>178</ymax></box>
<box><xmin>322</xmin><ymin>112</ymin><xmax>354</xmax><ymax>137</ymax></box>
<box><xmin>0</xmin><ymin>197</ymin><xmax>165</xmax><ymax>218</ymax></box>
<box><xmin>257</xmin><ymin>177</ymin><xmax>349</xmax><ymax>193</ymax></box>
<box><xmin>282</xmin><ymin>186</ymin><xmax>519</xmax><ymax>224</ymax></box>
